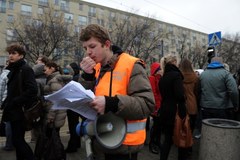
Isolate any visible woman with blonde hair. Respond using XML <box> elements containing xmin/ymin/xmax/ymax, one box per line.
<box><xmin>158</xmin><ymin>54</ymin><xmax>187</xmax><ymax>160</ymax></box>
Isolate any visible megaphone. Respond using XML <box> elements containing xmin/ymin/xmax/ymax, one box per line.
<box><xmin>76</xmin><ymin>112</ymin><xmax>126</xmax><ymax>149</ymax></box>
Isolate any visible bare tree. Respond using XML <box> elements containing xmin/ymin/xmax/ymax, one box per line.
<box><xmin>8</xmin><ymin>6</ymin><xmax>80</xmax><ymax>64</ymax></box>
<box><xmin>189</xmin><ymin>42</ymin><xmax>208</xmax><ymax>69</ymax></box>
<box><xmin>177</xmin><ymin>33</ymin><xmax>188</xmax><ymax>60</ymax></box>
<box><xmin>220</xmin><ymin>33</ymin><xmax>240</xmax><ymax>72</ymax></box>
<box><xmin>109</xmin><ymin>13</ymin><xmax>168</xmax><ymax>62</ymax></box>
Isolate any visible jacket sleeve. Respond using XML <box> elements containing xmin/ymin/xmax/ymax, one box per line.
<box><xmin>225</xmin><ymin>72</ymin><xmax>239</xmax><ymax>108</ymax></box>
<box><xmin>116</xmin><ymin>62</ymin><xmax>155</xmax><ymax>120</ymax></box>
<box><xmin>79</xmin><ymin>72</ymin><xmax>96</xmax><ymax>91</ymax></box>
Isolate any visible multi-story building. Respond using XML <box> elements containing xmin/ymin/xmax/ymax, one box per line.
<box><xmin>0</xmin><ymin>0</ymin><xmax>208</xmax><ymax>71</ymax></box>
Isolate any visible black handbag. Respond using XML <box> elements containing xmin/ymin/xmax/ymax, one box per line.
<box><xmin>34</xmin><ymin>125</ymin><xmax>48</xmax><ymax>160</ymax></box>
<box><xmin>24</xmin><ymin>99</ymin><xmax>43</xmax><ymax>131</ymax></box>
<box><xmin>35</xmin><ymin>124</ymin><xmax>66</xmax><ymax>160</ymax></box>
<box><xmin>45</xmin><ymin>126</ymin><xmax>66</xmax><ymax>160</ymax></box>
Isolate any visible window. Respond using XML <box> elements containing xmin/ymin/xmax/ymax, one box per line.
<box><xmin>75</xmin><ymin>25</ymin><xmax>80</xmax><ymax>33</ymax></box>
<box><xmin>54</xmin><ymin>0</ymin><xmax>59</xmax><ymax>5</ymax></box>
<box><xmin>33</xmin><ymin>19</ymin><xmax>43</xmax><ymax>27</ymax></box>
<box><xmin>202</xmin><ymin>38</ymin><xmax>206</xmax><ymax>44</ymax></box>
<box><xmin>97</xmin><ymin>19</ymin><xmax>104</xmax><ymax>26</ymax></box>
<box><xmin>79</xmin><ymin>3</ymin><xmax>83</xmax><ymax>10</ymax></box>
<box><xmin>168</xmin><ymin>26</ymin><xmax>173</xmax><ymax>33</ymax></box>
<box><xmin>6</xmin><ymin>29</ymin><xmax>16</xmax><ymax>41</ymax></box>
<box><xmin>54</xmin><ymin>11</ymin><xmax>59</xmax><ymax>17</ymax></box>
<box><xmin>0</xmin><ymin>0</ymin><xmax>6</xmax><ymax>13</ymax></box>
<box><xmin>78</xmin><ymin>15</ymin><xmax>87</xmax><ymax>26</ymax></box>
<box><xmin>38</xmin><ymin>0</ymin><xmax>48</xmax><ymax>6</ymax></box>
<box><xmin>23</xmin><ymin>18</ymin><xmax>31</xmax><ymax>25</ymax></box>
<box><xmin>60</xmin><ymin>0</ymin><xmax>69</xmax><ymax>11</ymax></box>
<box><xmin>108</xmin><ymin>12</ymin><xmax>115</xmax><ymax>24</ymax></box>
<box><xmin>21</xmin><ymin>4</ymin><xmax>32</xmax><ymax>16</ymax></box>
<box><xmin>8</xmin><ymin>1</ymin><xmax>14</xmax><ymax>10</ymax></box>
<box><xmin>53</xmin><ymin>48</ymin><xmax>60</xmax><ymax>56</ymax></box>
<box><xmin>64</xmin><ymin>13</ymin><xmax>73</xmax><ymax>23</ymax></box>
<box><xmin>38</xmin><ymin>8</ymin><xmax>43</xmax><ymax>14</ymax></box>
<box><xmin>7</xmin><ymin>15</ymin><xmax>14</xmax><ymax>23</ymax></box>
<box><xmin>99</xmin><ymin>8</ymin><xmax>104</xmax><ymax>16</ymax></box>
<box><xmin>88</xmin><ymin>7</ymin><xmax>96</xmax><ymax>17</ymax></box>
<box><xmin>109</xmin><ymin>12</ymin><xmax>115</xmax><ymax>19</ymax></box>
<box><xmin>192</xmin><ymin>36</ymin><xmax>196</xmax><ymax>41</ymax></box>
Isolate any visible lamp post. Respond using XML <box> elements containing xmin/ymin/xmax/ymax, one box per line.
<box><xmin>158</xmin><ymin>40</ymin><xmax>164</xmax><ymax>61</ymax></box>
<box><xmin>161</xmin><ymin>40</ymin><xmax>164</xmax><ymax>58</ymax></box>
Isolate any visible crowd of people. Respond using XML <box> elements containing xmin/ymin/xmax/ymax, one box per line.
<box><xmin>0</xmin><ymin>23</ymin><xmax>239</xmax><ymax>160</ymax></box>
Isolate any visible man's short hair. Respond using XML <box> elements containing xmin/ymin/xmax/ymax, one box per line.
<box><xmin>6</xmin><ymin>43</ymin><xmax>26</xmax><ymax>57</ymax></box>
<box><xmin>80</xmin><ymin>24</ymin><xmax>111</xmax><ymax>45</ymax></box>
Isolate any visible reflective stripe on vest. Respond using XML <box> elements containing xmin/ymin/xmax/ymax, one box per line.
<box><xmin>127</xmin><ymin>121</ymin><xmax>146</xmax><ymax>133</ymax></box>
<box><xmin>94</xmin><ymin>53</ymin><xmax>146</xmax><ymax>146</ymax></box>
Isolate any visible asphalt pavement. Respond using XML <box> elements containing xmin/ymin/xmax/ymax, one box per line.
<box><xmin>0</xmin><ymin>128</ymin><xmax>200</xmax><ymax>160</ymax></box>
<box><xmin>0</xmin><ymin>110</ymin><xmax>200</xmax><ymax>160</ymax></box>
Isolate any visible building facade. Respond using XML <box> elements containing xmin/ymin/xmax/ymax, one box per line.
<box><xmin>0</xmin><ymin>0</ymin><xmax>208</xmax><ymax>70</ymax></box>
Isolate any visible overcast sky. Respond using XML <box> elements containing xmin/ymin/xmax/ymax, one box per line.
<box><xmin>83</xmin><ymin>0</ymin><xmax>240</xmax><ymax>35</ymax></box>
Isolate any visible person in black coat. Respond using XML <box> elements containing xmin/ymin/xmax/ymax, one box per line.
<box><xmin>2</xmin><ymin>43</ymin><xmax>38</xmax><ymax>160</ymax></box>
<box><xmin>158</xmin><ymin>54</ymin><xmax>187</xmax><ymax>160</ymax></box>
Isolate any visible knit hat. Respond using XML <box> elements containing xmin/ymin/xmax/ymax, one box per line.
<box><xmin>150</xmin><ymin>62</ymin><xmax>161</xmax><ymax>75</ymax></box>
<box><xmin>32</xmin><ymin>64</ymin><xmax>45</xmax><ymax>77</ymax></box>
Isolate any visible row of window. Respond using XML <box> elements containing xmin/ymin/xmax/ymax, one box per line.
<box><xmin>2</xmin><ymin>0</ymin><xmax>207</xmax><ymax>49</ymax></box>
<box><xmin>5</xmin><ymin>12</ymin><xmax>89</xmax><ymax>26</ymax></box>
<box><xmin>0</xmin><ymin>0</ymin><xmax>14</xmax><ymax>12</ymax></box>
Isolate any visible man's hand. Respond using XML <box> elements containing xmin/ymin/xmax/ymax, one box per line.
<box><xmin>91</xmin><ymin>96</ymin><xmax>106</xmax><ymax>115</ymax></box>
<box><xmin>80</xmin><ymin>57</ymin><xmax>96</xmax><ymax>74</ymax></box>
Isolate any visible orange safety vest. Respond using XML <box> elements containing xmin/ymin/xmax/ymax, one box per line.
<box><xmin>94</xmin><ymin>53</ymin><xmax>146</xmax><ymax>146</ymax></box>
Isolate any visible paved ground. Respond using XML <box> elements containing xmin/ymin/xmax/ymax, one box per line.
<box><xmin>0</xmin><ymin>129</ymin><xmax>200</xmax><ymax>160</ymax></box>
<box><xmin>0</xmin><ymin>111</ymin><xmax>200</xmax><ymax>160</ymax></box>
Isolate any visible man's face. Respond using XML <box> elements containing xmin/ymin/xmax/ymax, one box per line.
<box><xmin>82</xmin><ymin>37</ymin><xmax>109</xmax><ymax>64</ymax></box>
<box><xmin>8</xmin><ymin>51</ymin><xmax>23</xmax><ymax>63</ymax></box>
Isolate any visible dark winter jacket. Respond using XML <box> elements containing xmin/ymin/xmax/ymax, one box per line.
<box><xmin>158</xmin><ymin>63</ymin><xmax>186</xmax><ymax>126</ymax></box>
<box><xmin>2</xmin><ymin>59</ymin><xmax>38</xmax><ymax>122</ymax></box>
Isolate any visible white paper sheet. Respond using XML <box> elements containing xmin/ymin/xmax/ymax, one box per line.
<box><xmin>44</xmin><ymin>81</ymin><xmax>97</xmax><ymax>120</ymax></box>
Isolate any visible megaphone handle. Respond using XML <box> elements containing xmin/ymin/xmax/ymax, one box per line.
<box><xmin>85</xmin><ymin>136</ymin><xmax>93</xmax><ymax>159</ymax></box>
